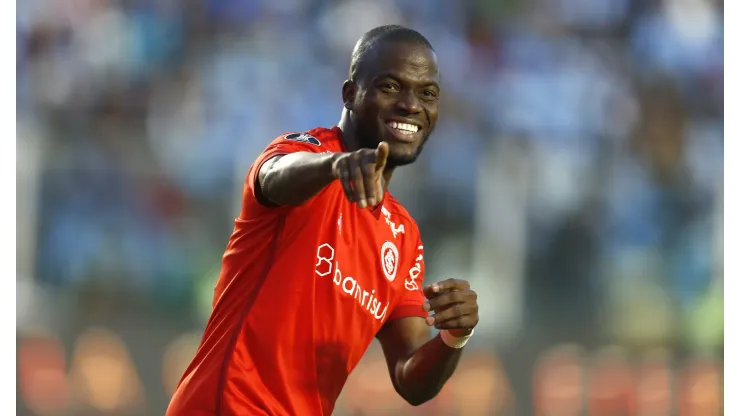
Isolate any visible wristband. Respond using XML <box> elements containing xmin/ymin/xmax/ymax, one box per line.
<box><xmin>440</xmin><ymin>329</ymin><xmax>474</xmax><ymax>349</ymax></box>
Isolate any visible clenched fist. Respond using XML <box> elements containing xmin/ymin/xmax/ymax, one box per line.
<box><xmin>331</xmin><ymin>142</ymin><xmax>389</xmax><ymax>209</ymax></box>
<box><xmin>423</xmin><ymin>278</ymin><xmax>479</xmax><ymax>337</ymax></box>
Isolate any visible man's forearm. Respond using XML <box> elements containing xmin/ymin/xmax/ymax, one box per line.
<box><xmin>396</xmin><ymin>334</ymin><xmax>464</xmax><ymax>406</ymax></box>
<box><xmin>260</xmin><ymin>152</ymin><xmax>337</xmax><ymax>206</ymax></box>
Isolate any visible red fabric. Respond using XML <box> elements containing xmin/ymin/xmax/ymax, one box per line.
<box><xmin>167</xmin><ymin>127</ymin><xmax>427</xmax><ymax>416</ymax></box>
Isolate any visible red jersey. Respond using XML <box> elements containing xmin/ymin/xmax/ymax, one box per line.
<box><xmin>167</xmin><ymin>126</ymin><xmax>428</xmax><ymax>416</ymax></box>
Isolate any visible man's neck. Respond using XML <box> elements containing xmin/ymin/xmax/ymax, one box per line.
<box><xmin>337</xmin><ymin>110</ymin><xmax>361</xmax><ymax>152</ymax></box>
<box><xmin>337</xmin><ymin>110</ymin><xmax>395</xmax><ymax>190</ymax></box>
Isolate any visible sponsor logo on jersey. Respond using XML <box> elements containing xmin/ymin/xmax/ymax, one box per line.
<box><xmin>381</xmin><ymin>206</ymin><xmax>405</xmax><ymax>238</ymax></box>
<box><xmin>315</xmin><ymin>243</ymin><xmax>388</xmax><ymax>321</ymax></box>
<box><xmin>285</xmin><ymin>132</ymin><xmax>320</xmax><ymax>146</ymax></box>
<box><xmin>405</xmin><ymin>246</ymin><xmax>423</xmax><ymax>291</ymax></box>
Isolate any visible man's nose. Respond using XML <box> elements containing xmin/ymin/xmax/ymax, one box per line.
<box><xmin>395</xmin><ymin>90</ymin><xmax>422</xmax><ymax>114</ymax></box>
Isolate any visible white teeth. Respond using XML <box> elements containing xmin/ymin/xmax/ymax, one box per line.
<box><xmin>387</xmin><ymin>121</ymin><xmax>419</xmax><ymax>133</ymax></box>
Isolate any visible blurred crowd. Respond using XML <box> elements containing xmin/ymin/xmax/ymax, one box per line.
<box><xmin>17</xmin><ymin>0</ymin><xmax>723</xmax><ymax>414</ymax></box>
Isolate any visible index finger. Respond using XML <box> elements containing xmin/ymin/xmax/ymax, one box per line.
<box><xmin>423</xmin><ymin>278</ymin><xmax>470</xmax><ymax>298</ymax></box>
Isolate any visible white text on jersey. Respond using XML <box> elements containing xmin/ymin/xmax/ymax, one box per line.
<box><xmin>381</xmin><ymin>207</ymin><xmax>405</xmax><ymax>238</ymax></box>
<box><xmin>315</xmin><ymin>243</ymin><xmax>388</xmax><ymax>321</ymax></box>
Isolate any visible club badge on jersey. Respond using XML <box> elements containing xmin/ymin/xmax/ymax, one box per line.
<box><xmin>285</xmin><ymin>132</ymin><xmax>321</xmax><ymax>146</ymax></box>
<box><xmin>380</xmin><ymin>241</ymin><xmax>399</xmax><ymax>282</ymax></box>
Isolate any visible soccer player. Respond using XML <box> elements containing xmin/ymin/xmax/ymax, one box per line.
<box><xmin>167</xmin><ymin>25</ymin><xmax>480</xmax><ymax>416</ymax></box>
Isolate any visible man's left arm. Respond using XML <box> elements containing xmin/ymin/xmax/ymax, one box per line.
<box><xmin>376</xmin><ymin>279</ymin><xmax>479</xmax><ymax>406</ymax></box>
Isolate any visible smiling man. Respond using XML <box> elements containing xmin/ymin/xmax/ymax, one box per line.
<box><xmin>167</xmin><ymin>25</ymin><xmax>480</xmax><ymax>416</ymax></box>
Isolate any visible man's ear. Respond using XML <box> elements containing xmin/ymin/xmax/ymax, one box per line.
<box><xmin>342</xmin><ymin>80</ymin><xmax>357</xmax><ymax>110</ymax></box>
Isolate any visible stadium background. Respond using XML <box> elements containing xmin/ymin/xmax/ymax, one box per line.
<box><xmin>16</xmin><ymin>0</ymin><xmax>724</xmax><ymax>414</ymax></box>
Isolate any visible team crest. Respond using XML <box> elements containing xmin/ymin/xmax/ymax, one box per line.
<box><xmin>285</xmin><ymin>132</ymin><xmax>320</xmax><ymax>146</ymax></box>
<box><xmin>380</xmin><ymin>241</ymin><xmax>399</xmax><ymax>282</ymax></box>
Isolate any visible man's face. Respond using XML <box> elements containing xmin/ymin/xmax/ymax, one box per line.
<box><xmin>345</xmin><ymin>41</ymin><xmax>440</xmax><ymax>168</ymax></box>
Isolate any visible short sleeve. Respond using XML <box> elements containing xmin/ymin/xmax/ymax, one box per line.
<box><xmin>242</xmin><ymin>132</ymin><xmax>324</xmax><ymax>215</ymax></box>
<box><xmin>387</xmin><ymin>240</ymin><xmax>427</xmax><ymax>322</ymax></box>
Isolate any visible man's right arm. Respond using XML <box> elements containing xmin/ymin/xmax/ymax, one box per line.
<box><xmin>257</xmin><ymin>142</ymin><xmax>389</xmax><ymax>209</ymax></box>
<box><xmin>257</xmin><ymin>152</ymin><xmax>338</xmax><ymax>207</ymax></box>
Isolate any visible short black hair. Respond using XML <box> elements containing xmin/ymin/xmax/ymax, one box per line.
<box><xmin>349</xmin><ymin>25</ymin><xmax>434</xmax><ymax>81</ymax></box>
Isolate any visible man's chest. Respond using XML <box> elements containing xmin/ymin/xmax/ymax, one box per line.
<box><xmin>305</xmin><ymin>190</ymin><xmax>415</xmax><ymax>332</ymax></box>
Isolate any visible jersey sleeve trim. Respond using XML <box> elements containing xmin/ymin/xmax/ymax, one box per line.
<box><xmin>386</xmin><ymin>304</ymin><xmax>427</xmax><ymax>322</ymax></box>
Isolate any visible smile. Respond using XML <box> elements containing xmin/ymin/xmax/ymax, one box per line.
<box><xmin>386</xmin><ymin>121</ymin><xmax>419</xmax><ymax>134</ymax></box>
<box><xmin>385</xmin><ymin>120</ymin><xmax>423</xmax><ymax>143</ymax></box>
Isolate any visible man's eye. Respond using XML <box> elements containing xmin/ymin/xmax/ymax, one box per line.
<box><xmin>379</xmin><ymin>83</ymin><xmax>399</xmax><ymax>92</ymax></box>
<box><xmin>423</xmin><ymin>90</ymin><xmax>437</xmax><ymax>98</ymax></box>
